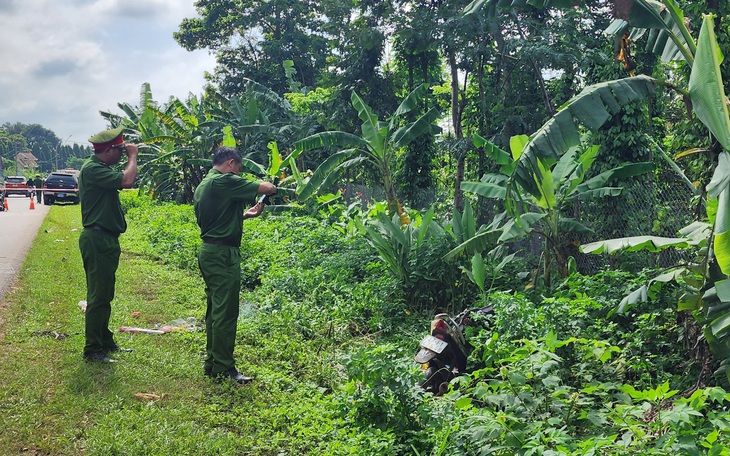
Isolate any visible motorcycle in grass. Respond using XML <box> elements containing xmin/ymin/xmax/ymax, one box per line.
<box><xmin>414</xmin><ymin>306</ymin><xmax>493</xmax><ymax>394</ymax></box>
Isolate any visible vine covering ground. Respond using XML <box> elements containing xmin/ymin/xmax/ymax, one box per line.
<box><xmin>1</xmin><ymin>196</ymin><xmax>730</xmax><ymax>455</ymax></box>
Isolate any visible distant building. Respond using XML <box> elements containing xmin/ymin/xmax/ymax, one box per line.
<box><xmin>16</xmin><ymin>152</ymin><xmax>38</xmax><ymax>174</ymax></box>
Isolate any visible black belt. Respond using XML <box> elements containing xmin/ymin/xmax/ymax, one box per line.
<box><xmin>202</xmin><ymin>237</ymin><xmax>240</xmax><ymax>247</ymax></box>
<box><xmin>86</xmin><ymin>225</ymin><xmax>120</xmax><ymax>237</ymax></box>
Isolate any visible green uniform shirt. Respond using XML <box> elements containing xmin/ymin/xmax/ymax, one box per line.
<box><xmin>193</xmin><ymin>169</ymin><xmax>260</xmax><ymax>243</ymax></box>
<box><xmin>79</xmin><ymin>155</ymin><xmax>126</xmax><ymax>234</ymax></box>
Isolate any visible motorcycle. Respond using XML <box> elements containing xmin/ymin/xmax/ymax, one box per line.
<box><xmin>414</xmin><ymin>306</ymin><xmax>493</xmax><ymax>395</ymax></box>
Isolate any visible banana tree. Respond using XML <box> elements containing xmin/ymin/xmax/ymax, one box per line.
<box><xmin>469</xmin><ymin>0</ymin><xmax>730</xmax><ymax>383</ymax></box>
<box><xmin>289</xmin><ymin>83</ymin><xmax>440</xmax><ymax>217</ymax></box>
<box><xmin>354</xmin><ymin>207</ymin><xmax>442</xmax><ymax>289</ymax></box>
<box><xmin>107</xmin><ymin>82</ymin><xmax>289</xmax><ymax>203</ymax></box>
<box><xmin>578</xmin><ymin>13</ymin><xmax>730</xmax><ymax>385</ymax></box>
<box><xmin>140</xmin><ymin>93</ymin><xmax>227</xmax><ymax>202</ymax></box>
<box><xmin>453</xmin><ymin>134</ymin><xmax>652</xmax><ymax>288</ymax></box>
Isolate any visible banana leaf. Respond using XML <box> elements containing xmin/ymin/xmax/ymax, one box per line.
<box><xmin>464</xmin><ymin>0</ymin><xmax>581</xmax><ymax>15</ymax></box>
<box><xmin>511</xmin><ymin>76</ymin><xmax>656</xmax><ymax>197</ymax></box>
<box><xmin>389</xmin><ymin>83</ymin><xmax>429</xmax><ymax>122</ymax></box>
<box><xmin>462</xmin><ymin>199</ymin><xmax>477</xmax><ymax>241</ymax></box>
<box><xmin>714</xmin><ymin>186</ymin><xmax>730</xmax><ymax>276</ymax></box>
<box><xmin>296</xmin><ymin>150</ymin><xmax>363</xmax><ymax>201</ymax></box>
<box><xmin>689</xmin><ymin>16</ymin><xmax>730</xmax><ymax>276</ymax></box>
<box><xmin>564</xmin><ymin>187</ymin><xmax>623</xmax><ymax>202</ymax></box>
<box><xmin>473</xmin><ymin>133</ymin><xmax>512</xmax><ymax>166</ymax></box>
<box><xmin>461</xmin><ymin>179</ymin><xmax>507</xmax><ymax>200</ymax></box>
<box><xmin>708</xmin><ymin>152</ymin><xmax>730</xmax><ymax>200</ymax></box>
<box><xmin>241</xmin><ymin>77</ymin><xmax>292</xmax><ymax>112</ymax></box>
<box><xmin>677</xmin><ymin>221</ymin><xmax>712</xmax><ymax>244</ymax></box>
<box><xmin>391</xmin><ymin>108</ymin><xmax>441</xmax><ymax>148</ymax></box>
<box><xmin>581</xmin><ymin>235</ymin><xmax>691</xmax><ymax>254</ymax></box>
<box><xmin>553</xmin><ymin>146</ymin><xmax>593</xmax><ymax>195</ymax></box>
<box><xmin>351</xmin><ymin>92</ymin><xmax>385</xmax><ymax>154</ymax></box>
<box><xmin>557</xmin><ymin>218</ymin><xmax>593</xmax><ymax>236</ymax></box>
<box><xmin>293</xmin><ymin>131</ymin><xmax>367</xmax><ymax>152</ymax></box>
<box><xmin>570</xmin><ymin>162</ymin><xmax>653</xmax><ymax>195</ymax></box>
<box><xmin>239</xmin><ymin>158</ymin><xmax>266</xmax><ymax>176</ymax></box>
<box><xmin>689</xmin><ymin>15</ymin><xmax>730</xmax><ymax>153</ymax></box>
<box><xmin>471</xmin><ymin>252</ymin><xmax>487</xmax><ymax>292</ymax></box>
<box><xmin>615</xmin><ymin>268</ymin><xmax>686</xmax><ymax>314</ymax></box>
<box><xmin>614</xmin><ymin>0</ymin><xmax>672</xmax><ymax>32</ymax></box>
<box><xmin>497</xmin><ymin>213</ymin><xmax>546</xmax><ymax>243</ymax></box>
<box><xmin>267</xmin><ymin>142</ymin><xmax>282</xmax><ymax>177</ymax></box>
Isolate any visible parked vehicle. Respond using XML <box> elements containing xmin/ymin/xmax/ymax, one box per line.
<box><xmin>415</xmin><ymin>306</ymin><xmax>493</xmax><ymax>395</ymax></box>
<box><xmin>43</xmin><ymin>172</ymin><xmax>79</xmax><ymax>205</ymax></box>
<box><xmin>3</xmin><ymin>176</ymin><xmax>32</xmax><ymax>197</ymax></box>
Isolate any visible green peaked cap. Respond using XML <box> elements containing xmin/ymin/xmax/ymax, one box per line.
<box><xmin>88</xmin><ymin>126</ymin><xmax>124</xmax><ymax>146</ymax></box>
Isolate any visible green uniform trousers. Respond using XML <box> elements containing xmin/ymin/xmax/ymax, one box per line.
<box><xmin>79</xmin><ymin>229</ymin><xmax>120</xmax><ymax>356</ymax></box>
<box><xmin>198</xmin><ymin>243</ymin><xmax>241</xmax><ymax>374</ymax></box>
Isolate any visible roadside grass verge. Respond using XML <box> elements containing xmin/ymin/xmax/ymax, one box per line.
<box><xmin>0</xmin><ymin>205</ymin><xmax>344</xmax><ymax>455</ymax></box>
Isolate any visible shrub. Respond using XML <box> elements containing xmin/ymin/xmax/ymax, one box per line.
<box><xmin>336</xmin><ymin>344</ymin><xmax>435</xmax><ymax>455</ymax></box>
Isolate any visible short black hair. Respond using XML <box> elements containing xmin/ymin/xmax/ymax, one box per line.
<box><xmin>212</xmin><ymin>146</ymin><xmax>242</xmax><ymax>166</ymax></box>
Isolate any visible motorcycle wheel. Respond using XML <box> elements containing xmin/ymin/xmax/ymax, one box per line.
<box><xmin>421</xmin><ymin>361</ymin><xmax>453</xmax><ymax>395</ymax></box>
<box><xmin>438</xmin><ymin>382</ymin><xmax>451</xmax><ymax>395</ymax></box>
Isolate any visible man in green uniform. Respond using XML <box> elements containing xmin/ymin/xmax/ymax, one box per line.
<box><xmin>79</xmin><ymin>126</ymin><xmax>138</xmax><ymax>363</ymax></box>
<box><xmin>194</xmin><ymin>146</ymin><xmax>276</xmax><ymax>384</ymax></box>
<box><xmin>33</xmin><ymin>175</ymin><xmax>42</xmax><ymax>203</ymax></box>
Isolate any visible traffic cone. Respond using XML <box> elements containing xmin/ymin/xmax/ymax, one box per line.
<box><xmin>29</xmin><ymin>196</ymin><xmax>35</xmax><ymax>210</ymax></box>
<box><xmin>3</xmin><ymin>198</ymin><xmax>8</xmax><ymax>211</ymax></box>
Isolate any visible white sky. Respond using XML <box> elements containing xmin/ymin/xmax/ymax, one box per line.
<box><xmin>0</xmin><ymin>0</ymin><xmax>217</xmax><ymax>146</ymax></box>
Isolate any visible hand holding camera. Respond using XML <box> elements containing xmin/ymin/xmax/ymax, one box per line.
<box><xmin>244</xmin><ymin>195</ymin><xmax>270</xmax><ymax>219</ymax></box>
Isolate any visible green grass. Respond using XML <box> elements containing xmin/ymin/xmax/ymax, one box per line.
<box><xmin>0</xmin><ymin>205</ymin><xmax>343</xmax><ymax>455</ymax></box>
<box><xmin>5</xmin><ymin>201</ymin><xmax>729</xmax><ymax>455</ymax></box>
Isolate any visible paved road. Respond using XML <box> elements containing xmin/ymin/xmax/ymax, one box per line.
<box><xmin>0</xmin><ymin>195</ymin><xmax>50</xmax><ymax>302</ymax></box>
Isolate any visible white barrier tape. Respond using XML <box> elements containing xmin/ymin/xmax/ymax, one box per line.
<box><xmin>0</xmin><ymin>187</ymin><xmax>78</xmax><ymax>192</ymax></box>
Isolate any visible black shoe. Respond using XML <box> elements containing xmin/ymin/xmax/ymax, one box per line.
<box><xmin>84</xmin><ymin>352</ymin><xmax>118</xmax><ymax>363</ymax></box>
<box><xmin>107</xmin><ymin>345</ymin><xmax>133</xmax><ymax>353</ymax></box>
<box><xmin>215</xmin><ymin>368</ymin><xmax>252</xmax><ymax>384</ymax></box>
<box><xmin>204</xmin><ymin>366</ymin><xmax>214</xmax><ymax>377</ymax></box>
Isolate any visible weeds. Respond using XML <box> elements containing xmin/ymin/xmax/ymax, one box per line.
<box><xmin>0</xmin><ymin>204</ymin><xmax>347</xmax><ymax>455</ymax></box>
<box><xmin>2</xmin><ymin>196</ymin><xmax>729</xmax><ymax>455</ymax></box>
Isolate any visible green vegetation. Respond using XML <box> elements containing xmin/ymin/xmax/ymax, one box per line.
<box><xmin>5</xmin><ymin>1</ymin><xmax>730</xmax><ymax>454</ymax></box>
<box><xmin>2</xmin><ymin>195</ymin><xmax>730</xmax><ymax>455</ymax></box>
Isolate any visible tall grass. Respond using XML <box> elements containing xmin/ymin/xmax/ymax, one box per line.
<box><xmin>0</xmin><ymin>205</ymin><xmax>345</xmax><ymax>455</ymax></box>
<box><xmin>4</xmin><ymin>197</ymin><xmax>723</xmax><ymax>455</ymax></box>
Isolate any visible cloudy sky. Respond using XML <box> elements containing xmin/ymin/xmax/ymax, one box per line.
<box><xmin>0</xmin><ymin>0</ymin><xmax>217</xmax><ymax>146</ymax></box>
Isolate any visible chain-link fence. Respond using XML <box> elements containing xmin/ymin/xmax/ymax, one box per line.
<box><xmin>571</xmin><ymin>157</ymin><xmax>698</xmax><ymax>274</ymax></box>
<box><xmin>338</xmin><ymin>156</ymin><xmax>698</xmax><ymax>276</ymax></box>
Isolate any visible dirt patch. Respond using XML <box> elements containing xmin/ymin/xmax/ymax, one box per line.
<box><xmin>31</xmin><ymin>330</ymin><xmax>70</xmax><ymax>340</ymax></box>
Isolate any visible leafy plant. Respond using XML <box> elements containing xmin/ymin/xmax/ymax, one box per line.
<box><xmin>354</xmin><ymin>206</ymin><xmax>458</xmax><ymax>308</ymax></box>
<box><xmin>468</xmin><ymin>0</ymin><xmax>730</xmax><ymax>387</ymax></box>
<box><xmin>338</xmin><ymin>344</ymin><xmax>434</xmax><ymax>455</ymax></box>
<box><xmin>443</xmin><ymin>330</ymin><xmax>730</xmax><ymax>455</ymax></box>
<box><xmin>578</xmin><ymin>12</ymin><xmax>730</xmax><ymax>386</ymax></box>
<box><xmin>456</xmin><ymin>136</ymin><xmax>651</xmax><ymax>288</ymax></box>
<box><xmin>290</xmin><ymin>84</ymin><xmax>440</xmax><ymax>216</ymax></box>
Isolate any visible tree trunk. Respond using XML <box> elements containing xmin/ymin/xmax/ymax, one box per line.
<box><xmin>449</xmin><ymin>47</ymin><xmax>465</xmax><ymax>211</ymax></box>
<box><xmin>513</xmin><ymin>13</ymin><xmax>554</xmax><ymax>116</ymax></box>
